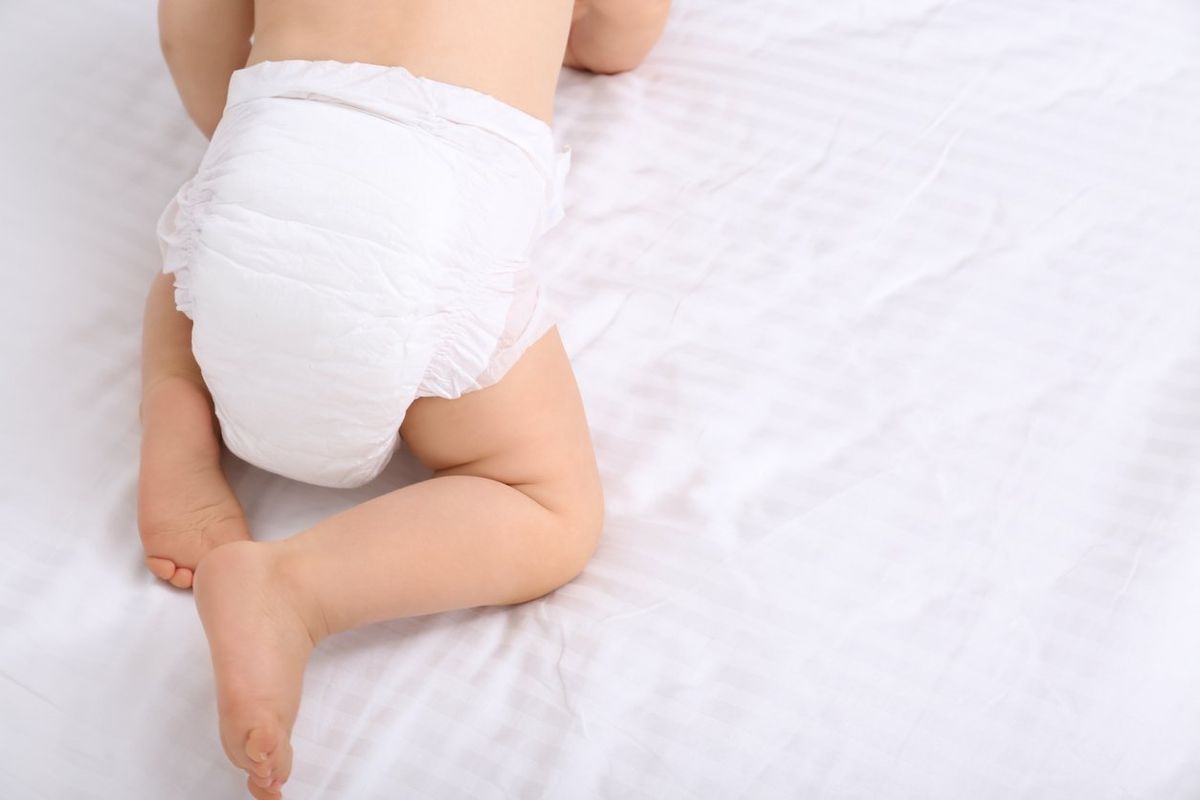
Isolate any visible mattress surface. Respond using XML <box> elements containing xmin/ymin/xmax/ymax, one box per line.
<box><xmin>2</xmin><ymin>1</ymin><xmax>1199</xmax><ymax>797</ymax></box>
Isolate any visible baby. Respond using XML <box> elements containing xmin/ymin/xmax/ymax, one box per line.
<box><xmin>137</xmin><ymin>0</ymin><xmax>669</xmax><ymax>796</ymax></box>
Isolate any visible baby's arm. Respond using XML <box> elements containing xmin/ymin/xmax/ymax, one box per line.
<box><xmin>158</xmin><ymin>0</ymin><xmax>254</xmax><ymax>138</ymax></box>
<box><xmin>564</xmin><ymin>0</ymin><xmax>671</xmax><ymax>75</ymax></box>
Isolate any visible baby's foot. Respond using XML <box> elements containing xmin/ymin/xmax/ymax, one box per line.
<box><xmin>194</xmin><ymin>540</ymin><xmax>323</xmax><ymax>799</ymax></box>
<box><xmin>138</xmin><ymin>377</ymin><xmax>250</xmax><ymax>589</ymax></box>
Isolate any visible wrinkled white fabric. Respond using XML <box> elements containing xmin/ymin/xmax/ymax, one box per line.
<box><xmin>10</xmin><ymin>1</ymin><xmax>1200</xmax><ymax>798</ymax></box>
<box><xmin>157</xmin><ymin>60</ymin><xmax>570</xmax><ymax>488</ymax></box>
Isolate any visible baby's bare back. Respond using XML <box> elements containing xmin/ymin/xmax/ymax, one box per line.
<box><xmin>249</xmin><ymin>0</ymin><xmax>575</xmax><ymax>123</ymax></box>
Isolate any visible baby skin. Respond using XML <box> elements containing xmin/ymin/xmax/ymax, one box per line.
<box><xmin>140</xmin><ymin>0</ymin><xmax>669</xmax><ymax>795</ymax></box>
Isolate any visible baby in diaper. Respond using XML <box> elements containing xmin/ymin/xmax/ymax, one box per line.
<box><xmin>137</xmin><ymin>0</ymin><xmax>670</xmax><ymax>795</ymax></box>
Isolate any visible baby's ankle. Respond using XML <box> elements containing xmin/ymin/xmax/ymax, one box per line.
<box><xmin>264</xmin><ymin>540</ymin><xmax>334</xmax><ymax>648</ymax></box>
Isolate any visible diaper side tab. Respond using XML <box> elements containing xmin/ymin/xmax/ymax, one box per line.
<box><xmin>536</xmin><ymin>145</ymin><xmax>572</xmax><ymax>240</ymax></box>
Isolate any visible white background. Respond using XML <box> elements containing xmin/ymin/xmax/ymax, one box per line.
<box><xmin>2</xmin><ymin>0</ymin><xmax>1200</xmax><ymax>797</ymax></box>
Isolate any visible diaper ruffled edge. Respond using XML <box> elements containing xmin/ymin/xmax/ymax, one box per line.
<box><xmin>155</xmin><ymin>177</ymin><xmax>209</xmax><ymax>320</ymax></box>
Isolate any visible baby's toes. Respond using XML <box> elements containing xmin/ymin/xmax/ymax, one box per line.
<box><xmin>268</xmin><ymin>739</ymin><xmax>293</xmax><ymax>789</ymax></box>
<box><xmin>144</xmin><ymin>556</ymin><xmax>177</xmax><ymax>582</ymax></box>
<box><xmin>168</xmin><ymin>566</ymin><xmax>194</xmax><ymax>589</ymax></box>
<box><xmin>247</xmin><ymin>736</ymin><xmax>292</xmax><ymax>795</ymax></box>
<box><xmin>247</xmin><ymin>774</ymin><xmax>283</xmax><ymax>799</ymax></box>
<box><xmin>247</xmin><ymin>757</ymin><xmax>272</xmax><ymax>782</ymax></box>
<box><xmin>246</xmin><ymin>725</ymin><xmax>280</xmax><ymax>767</ymax></box>
<box><xmin>249</xmin><ymin>772</ymin><xmax>276</xmax><ymax>792</ymax></box>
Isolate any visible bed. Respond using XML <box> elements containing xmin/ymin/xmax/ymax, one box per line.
<box><xmin>3</xmin><ymin>0</ymin><xmax>1200</xmax><ymax>797</ymax></box>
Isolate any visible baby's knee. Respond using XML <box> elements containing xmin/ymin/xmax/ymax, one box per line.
<box><xmin>541</xmin><ymin>481</ymin><xmax>605</xmax><ymax>587</ymax></box>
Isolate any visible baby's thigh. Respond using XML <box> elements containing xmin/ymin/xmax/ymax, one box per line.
<box><xmin>400</xmin><ymin>327</ymin><xmax>602</xmax><ymax>517</ymax></box>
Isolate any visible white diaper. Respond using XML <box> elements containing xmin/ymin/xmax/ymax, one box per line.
<box><xmin>157</xmin><ymin>60</ymin><xmax>570</xmax><ymax>488</ymax></box>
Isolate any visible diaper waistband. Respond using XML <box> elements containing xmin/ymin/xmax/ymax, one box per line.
<box><xmin>225</xmin><ymin>59</ymin><xmax>570</xmax><ymax>221</ymax></box>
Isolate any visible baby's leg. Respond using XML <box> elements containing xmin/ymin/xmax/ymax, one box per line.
<box><xmin>139</xmin><ymin>272</ymin><xmax>249</xmax><ymax>589</ymax></box>
<box><xmin>158</xmin><ymin>0</ymin><xmax>253</xmax><ymax>138</ymax></box>
<box><xmin>139</xmin><ymin>0</ymin><xmax>255</xmax><ymax>589</ymax></box>
<box><xmin>192</xmin><ymin>328</ymin><xmax>603</xmax><ymax>797</ymax></box>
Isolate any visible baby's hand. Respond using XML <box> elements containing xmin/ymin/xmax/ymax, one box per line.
<box><xmin>564</xmin><ymin>0</ymin><xmax>671</xmax><ymax>75</ymax></box>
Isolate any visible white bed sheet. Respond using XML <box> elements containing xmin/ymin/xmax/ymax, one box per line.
<box><xmin>3</xmin><ymin>0</ymin><xmax>1200</xmax><ymax>797</ymax></box>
